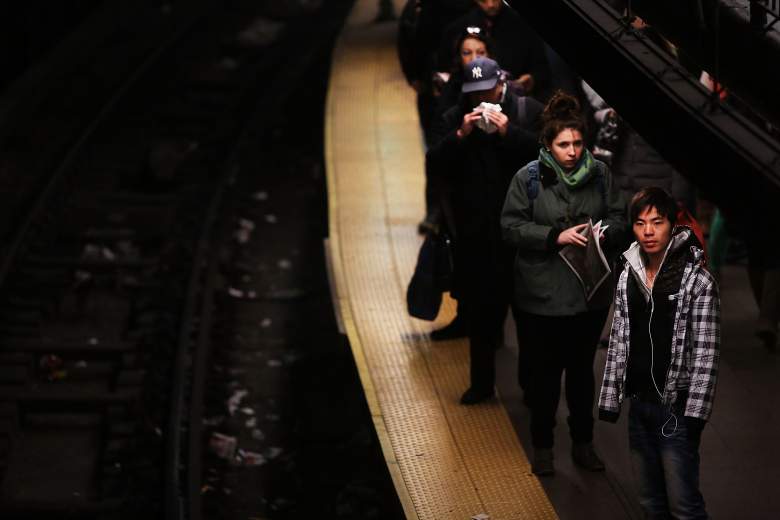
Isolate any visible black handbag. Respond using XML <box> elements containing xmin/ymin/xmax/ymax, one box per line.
<box><xmin>406</xmin><ymin>231</ymin><xmax>454</xmax><ymax>321</ymax></box>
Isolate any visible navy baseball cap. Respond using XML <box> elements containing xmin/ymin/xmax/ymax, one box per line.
<box><xmin>462</xmin><ymin>57</ymin><xmax>501</xmax><ymax>93</ymax></box>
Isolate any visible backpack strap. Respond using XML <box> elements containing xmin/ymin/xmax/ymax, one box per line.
<box><xmin>514</xmin><ymin>95</ymin><xmax>528</xmax><ymax>128</ymax></box>
<box><xmin>526</xmin><ymin>160</ymin><xmax>540</xmax><ymax>202</ymax></box>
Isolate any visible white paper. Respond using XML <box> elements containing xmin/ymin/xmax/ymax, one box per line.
<box><xmin>474</xmin><ymin>102</ymin><xmax>502</xmax><ymax>134</ymax></box>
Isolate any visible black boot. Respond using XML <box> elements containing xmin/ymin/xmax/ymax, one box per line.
<box><xmin>532</xmin><ymin>449</ymin><xmax>555</xmax><ymax>476</ymax></box>
<box><xmin>572</xmin><ymin>442</ymin><xmax>605</xmax><ymax>472</ymax></box>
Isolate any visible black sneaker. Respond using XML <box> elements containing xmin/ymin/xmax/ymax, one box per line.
<box><xmin>532</xmin><ymin>449</ymin><xmax>555</xmax><ymax>476</ymax></box>
<box><xmin>431</xmin><ymin>316</ymin><xmax>467</xmax><ymax>341</ymax></box>
<box><xmin>459</xmin><ymin>386</ymin><xmax>494</xmax><ymax>405</ymax></box>
<box><xmin>572</xmin><ymin>443</ymin><xmax>605</xmax><ymax>472</ymax></box>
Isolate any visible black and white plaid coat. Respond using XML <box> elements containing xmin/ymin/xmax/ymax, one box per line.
<box><xmin>598</xmin><ymin>228</ymin><xmax>720</xmax><ymax>422</ymax></box>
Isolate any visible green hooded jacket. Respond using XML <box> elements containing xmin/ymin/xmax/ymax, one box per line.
<box><xmin>500</xmin><ymin>156</ymin><xmax>627</xmax><ymax>316</ymax></box>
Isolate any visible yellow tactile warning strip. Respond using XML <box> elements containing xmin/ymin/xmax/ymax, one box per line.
<box><xmin>325</xmin><ymin>8</ymin><xmax>558</xmax><ymax>520</ymax></box>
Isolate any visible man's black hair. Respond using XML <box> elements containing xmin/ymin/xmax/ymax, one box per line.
<box><xmin>629</xmin><ymin>187</ymin><xmax>678</xmax><ymax>226</ymax></box>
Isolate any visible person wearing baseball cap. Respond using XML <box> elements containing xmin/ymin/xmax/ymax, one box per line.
<box><xmin>426</xmin><ymin>55</ymin><xmax>544</xmax><ymax>405</ymax></box>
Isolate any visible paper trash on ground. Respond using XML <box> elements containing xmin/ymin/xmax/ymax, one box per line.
<box><xmin>558</xmin><ymin>218</ymin><xmax>611</xmax><ymax>301</ymax></box>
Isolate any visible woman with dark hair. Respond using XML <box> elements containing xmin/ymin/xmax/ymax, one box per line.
<box><xmin>432</xmin><ymin>26</ymin><xmax>496</xmax><ymax>115</ymax></box>
<box><xmin>501</xmin><ymin>91</ymin><xmax>627</xmax><ymax>476</ymax></box>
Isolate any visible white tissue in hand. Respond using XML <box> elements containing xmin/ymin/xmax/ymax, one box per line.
<box><xmin>474</xmin><ymin>102</ymin><xmax>502</xmax><ymax>134</ymax></box>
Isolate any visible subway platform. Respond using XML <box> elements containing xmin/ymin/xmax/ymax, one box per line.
<box><xmin>324</xmin><ymin>1</ymin><xmax>780</xmax><ymax>518</ymax></box>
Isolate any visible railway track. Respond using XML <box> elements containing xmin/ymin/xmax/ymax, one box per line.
<box><xmin>0</xmin><ymin>1</ymin><xmax>344</xmax><ymax>517</ymax></box>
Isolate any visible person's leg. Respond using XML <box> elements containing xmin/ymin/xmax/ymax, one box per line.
<box><xmin>660</xmin><ymin>414</ymin><xmax>708</xmax><ymax>519</ymax></box>
<box><xmin>564</xmin><ymin>309</ymin><xmax>607</xmax><ymax>470</ymax></box>
<box><xmin>461</xmin><ymin>294</ymin><xmax>506</xmax><ymax>404</ymax></box>
<box><xmin>516</xmin><ymin>312</ymin><xmax>564</xmax><ymax>449</ymax></box>
<box><xmin>466</xmin><ymin>330</ymin><xmax>496</xmax><ymax>394</ymax></box>
<box><xmin>564</xmin><ymin>309</ymin><xmax>607</xmax><ymax>444</ymax></box>
<box><xmin>629</xmin><ymin>401</ymin><xmax>673</xmax><ymax>519</ymax></box>
<box><xmin>516</xmin><ymin>311</ymin><xmax>564</xmax><ymax>475</ymax></box>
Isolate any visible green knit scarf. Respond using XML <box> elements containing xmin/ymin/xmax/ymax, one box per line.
<box><xmin>538</xmin><ymin>147</ymin><xmax>595</xmax><ymax>188</ymax></box>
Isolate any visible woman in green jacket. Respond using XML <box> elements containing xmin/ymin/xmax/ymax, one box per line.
<box><xmin>501</xmin><ymin>91</ymin><xmax>627</xmax><ymax>476</ymax></box>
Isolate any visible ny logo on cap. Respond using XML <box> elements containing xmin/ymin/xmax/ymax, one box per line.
<box><xmin>472</xmin><ymin>67</ymin><xmax>482</xmax><ymax>79</ymax></box>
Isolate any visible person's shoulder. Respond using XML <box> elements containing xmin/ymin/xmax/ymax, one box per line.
<box><xmin>683</xmin><ymin>252</ymin><xmax>719</xmax><ymax>299</ymax></box>
<box><xmin>694</xmin><ymin>262</ymin><xmax>719</xmax><ymax>291</ymax></box>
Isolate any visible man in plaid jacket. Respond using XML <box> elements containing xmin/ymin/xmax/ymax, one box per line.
<box><xmin>598</xmin><ymin>187</ymin><xmax>720</xmax><ymax>519</ymax></box>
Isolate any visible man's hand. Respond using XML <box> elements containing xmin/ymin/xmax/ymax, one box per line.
<box><xmin>683</xmin><ymin>416</ymin><xmax>705</xmax><ymax>447</ymax></box>
<box><xmin>457</xmin><ymin>111</ymin><xmax>483</xmax><ymax>139</ymax></box>
<box><xmin>484</xmin><ymin>110</ymin><xmax>509</xmax><ymax>136</ymax></box>
<box><xmin>556</xmin><ymin>223</ymin><xmax>589</xmax><ymax>247</ymax></box>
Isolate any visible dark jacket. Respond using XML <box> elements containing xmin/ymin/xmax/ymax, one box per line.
<box><xmin>437</xmin><ymin>6</ymin><xmax>550</xmax><ymax>97</ymax></box>
<box><xmin>427</xmin><ymin>90</ymin><xmax>542</xmax><ymax>292</ymax></box>
<box><xmin>599</xmin><ymin>228</ymin><xmax>720</xmax><ymax>422</ymax></box>
<box><xmin>501</xmin><ymin>158</ymin><xmax>627</xmax><ymax>316</ymax></box>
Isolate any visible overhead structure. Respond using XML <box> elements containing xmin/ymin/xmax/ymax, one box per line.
<box><xmin>507</xmin><ymin>0</ymin><xmax>780</xmax><ymax>223</ymax></box>
<box><xmin>630</xmin><ymin>0</ymin><xmax>780</xmax><ymax>126</ymax></box>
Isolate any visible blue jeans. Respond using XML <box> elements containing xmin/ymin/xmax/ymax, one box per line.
<box><xmin>628</xmin><ymin>399</ymin><xmax>708</xmax><ymax>520</ymax></box>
